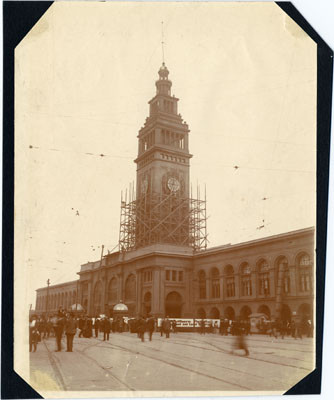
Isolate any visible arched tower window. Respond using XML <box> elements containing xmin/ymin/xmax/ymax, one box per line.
<box><xmin>211</xmin><ymin>268</ymin><xmax>220</xmax><ymax>298</ymax></box>
<box><xmin>225</xmin><ymin>265</ymin><xmax>235</xmax><ymax>297</ymax></box>
<box><xmin>258</xmin><ymin>259</ymin><xmax>270</xmax><ymax>295</ymax></box>
<box><xmin>241</xmin><ymin>262</ymin><xmax>252</xmax><ymax>296</ymax></box>
<box><xmin>298</xmin><ymin>253</ymin><xmax>312</xmax><ymax>292</ymax></box>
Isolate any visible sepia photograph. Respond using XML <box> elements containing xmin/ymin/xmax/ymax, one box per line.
<box><xmin>10</xmin><ymin>1</ymin><xmax>327</xmax><ymax>397</ymax></box>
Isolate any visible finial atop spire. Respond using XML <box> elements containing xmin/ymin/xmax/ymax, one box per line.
<box><xmin>161</xmin><ymin>21</ymin><xmax>165</xmax><ymax>64</ymax></box>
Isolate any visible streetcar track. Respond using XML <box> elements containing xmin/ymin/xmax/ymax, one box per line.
<box><xmin>170</xmin><ymin>338</ymin><xmax>312</xmax><ymax>365</ymax></box>
<box><xmin>204</xmin><ymin>336</ymin><xmax>313</xmax><ymax>353</ymax></box>
<box><xmin>45</xmin><ymin>338</ymin><xmax>134</xmax><ymax>391</ymax></box>
<box><xmin>75</xmin><ymin>347</ymin><xmax>135</xmax><ymax>391</ymax></box>
<box><xmin>104</xmin><ymin>334</ymin><xmax>311</xmax><ymax>371</ymax></box>
<box><xmin>88</xmin><ymin>339</ymin><xmax>253</xmax><ymax>390</ymax></box>
<box><xmin>200</xmin><ymin>339</ymin><xmax>312</xmax><ymax>371</ymax></box>
<box><xmin>42</xmin><ymin>340</ymin><xmax>68</xmax><ymax>390</ymax></box>
<box><xmin>70</xmin><ymin>336</ymin><xmax>311</xmax><ymax>390</ymax></box>
<box><xmin>177</xmin><ymin>333</ymin><xmax>313</xmax><ymax>353</ymax></box>
<box><xmin>119</xmin><ymin>334</ymin><xmax>312</xmax><ymax>371</ymax></box>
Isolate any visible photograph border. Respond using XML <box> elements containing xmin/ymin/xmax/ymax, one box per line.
<box><xmin>2</xmin><ymin>1</ymin><xmax>333</xmax><ymax>398</ymax></box>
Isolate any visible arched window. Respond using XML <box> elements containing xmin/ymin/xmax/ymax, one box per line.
<box><xmin>198</xmin><ymin>270</ymin><xmax>206</xmax><ymax>299</ymax></box>
<box><xmin>125</xmin><ymin>274</ymin><xmax>136</xmax><ymax>302</ymax></box>
<box><xmin>258</xmin><ymin>259</ymin><xmax>270</xmax><ymax>295</ymax></box>
<box><xmin>108</xmin><ymin>277</ymin><xmax>118</xmax><ymax>304</ymax></box>
<box><xmin>298</xmin><ymin>253</ymin><xmax>312</xmax><ymax>292</ymax></box>
<box><xmin>211</xmin><ymin>268</ymin><xmax>220</xmax><ymax>298</ymax></box>
<box><xmin>241</xmin><ymin>262</ymin><xmax>252</xmax><ymax>296</ymax></box>
<box><xmin>276</xmin><ymin>256</ymin><xmax>289</xmax><ymax>294</ymax></box>
<box><xmin>224</xmin><ymin>265</ymin><xmax>235</xmax><ymax>297</ymax></box>
<box><xmin>197</xmin><ymin>308</ymin><xmax>206</xmax><ymax>319</ymax></box>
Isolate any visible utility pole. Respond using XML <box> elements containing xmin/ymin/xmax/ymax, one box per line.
<box><xmin>76</xmin><ymin>279</ymin><xmax>79</xmax><ymax>316</ymax></box>
<box><xmin>46</xmin><ymin>278</ymin><xmax>50</xmax><ymax>317</ymax></box>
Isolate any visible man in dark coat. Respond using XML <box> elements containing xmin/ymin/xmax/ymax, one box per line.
<box><xmin>146</xmin><ymin>315</ymin><xmax>155</xmax><ymax>341</ymax></box>
<box><xmin>54</xmin><ymin>310</ymin><xmax>65</xmax><ymax>352</ymax></box>
<box><xmin>102</xmin><ymin>317</ymin><xmax>111</xmax><ymax>341</ymax></box>
<box><xmin>163</xmin><ymin>318</ymin><xmax>171</xmax><ymax>338</ymax></box>
<box><xmin>138</xmin><ymin>316</ymin><xmax>146</xmax><ymax>342</ymax></box>
<box><xmin>94</xmin><ymin>318</ymin><xmax>100</xmax><ymax>338</ymax></box>
<box><xmin>65</xmin><ymin>313</ymin><xmax>77</xmax><ymax>352</ymax></box>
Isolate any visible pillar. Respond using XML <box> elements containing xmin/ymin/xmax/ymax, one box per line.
<box><xmin>135</xmin><ymin>270</ymin><xmax>142</xmax><ymax>316</ymax></box>
<box><xmin>87</xmin><ymin>280</ymin><xmax>93</xmax><ymax>316</ymax></box>
<box><xmin>183</xmin><ymin>269</ymin><xmax>193</xmax><ymax>317</ymax></box>
<box><xmin>151</xmin><ymin>268</ymin><xmax>162</xmax><ymax>316</ymax></box>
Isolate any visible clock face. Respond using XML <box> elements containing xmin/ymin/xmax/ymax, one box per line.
<box><xmin>141</xmin><ymin>178</ymin><xmax>148</xmax><ymax>194</ymax></box>
<box><xmin>167</xmin><ymin>177</ymin><xmax>180</xmax><ymax>193</ymax></box>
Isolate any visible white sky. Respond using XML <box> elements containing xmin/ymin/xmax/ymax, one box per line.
<box><xmin>14</xmin><ymin>2</ymin><xmax>316</xmax><ymax>307</ymax></box>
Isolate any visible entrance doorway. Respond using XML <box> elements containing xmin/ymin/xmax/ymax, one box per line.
<box><xmin>165</xmin><ymin>291</ymin><xmax>182</xmax><ymax>317</ymax></box>
<box><xmin>240</xmin><ymin>305</ymin><xmax>252</xmax><ymax>320</ymax></box>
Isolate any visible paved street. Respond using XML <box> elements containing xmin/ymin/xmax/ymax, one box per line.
<box><xmin>30</xmin><ymin>332</ymin><xmax>314</xmax><ymax>393</ymax></box>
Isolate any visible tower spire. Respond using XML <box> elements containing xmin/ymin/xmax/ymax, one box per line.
<box><xmin>161</xmin><ymin>21</ymin><xmax>165</xmax><ymax>64</ymax></box>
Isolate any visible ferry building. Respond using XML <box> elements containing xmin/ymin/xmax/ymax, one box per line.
<box><xmin>35</xmin><ymin>64</ymin><xmax>315</xmax><ymax>324</ymax></box>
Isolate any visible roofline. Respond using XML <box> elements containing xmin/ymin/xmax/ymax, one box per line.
<box><xmin>36</xmin><ymin>279</ymin><xmax>78</xmax><ymax>292</ymax></box>
<box><xmin>195</xmin><ymin>226</ymin><xmax>315</xmax><ymax>258</ymax></box>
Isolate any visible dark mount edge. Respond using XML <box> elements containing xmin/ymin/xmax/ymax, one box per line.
<box><xmin>2</xmin><ymin>2</ymin><xmax>53</xmax><ymax>398</ymax></box>
<box><xmin>276</xmin><ymin>1</ymin><xmax>333</xmax><ymax>396</ymax></box>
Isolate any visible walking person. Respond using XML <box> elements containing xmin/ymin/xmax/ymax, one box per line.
<box><xmin>94</xmin><ymin>317</ymin><xmax>100</xmax><ymax>338</ymax></box>
<box><xmin>163</xmin><ymin>317</ymin><xmax>171</xmax><ymax>339</ymax></box>
<box><xmin>102</xmin><ymin>317</ymin><xmax>111</xmax><ymax>341</ymax></box>
<box><xmin>290</xmin><ymin>320</ymin><xmax>296</xmax><ymax>338</ymax></box>
<box><xmin>146</xmin><ymin>314</ymin><xmax>155</xmax><ymax>341</ymax></box>
<box><xmin>280</xmin><ymin>320</ymin><xmax>287</xmax><ymax>339</ymax></box>
<box><xmin>160</xmin><ymin>318</ymin><xmax>165</xmax><ymax>337</ymax></box>
<box><xmin>232</xmin><ymin>321</ymin><xmax>249</xmax><ymax>356</ymax></box>
<box><xmin>29</xmin><ymin>315</ymin><xmax>39</xmax><ymax>352</ymax></box>
<box><xmin>138</xmin><ymin>316</ymin><xmax>146</xmax><ymax>342</ymax></box>
<box><xmin>65</xmin><ymin>313</ymin><xmax>77</xmax><ymax>352</ymax></box>
<box><xmin>296</xmin><ymin>320</ymin><xmax>303</xmax><ymax>339</ymax></box>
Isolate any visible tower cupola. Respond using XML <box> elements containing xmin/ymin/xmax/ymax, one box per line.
<box><xmin>155</xmin><ymin>62</ymin><xmax>172</xmax><ymax>95</ymax></box>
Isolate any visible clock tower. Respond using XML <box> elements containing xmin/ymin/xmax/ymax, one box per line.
<box><xmin>134</xmin><ymin>63</ymin><xmax>192</xmax><ymax>248</ymax></box>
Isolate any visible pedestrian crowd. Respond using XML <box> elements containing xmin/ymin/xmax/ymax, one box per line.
<box><xmin>29</xmin><ymin>308</ymin><xmax>313</xmax><ymax>356</ymax></box>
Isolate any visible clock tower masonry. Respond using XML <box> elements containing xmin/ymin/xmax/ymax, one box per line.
<box><xmin>132</xmin><ymin>63</ymin><xmax>194</xmax><ymax>249</ymax></box>
<box><xmin>135</xmin><ymin>63</ymin><xmax>192</xmax><ymax>200</ymax></box>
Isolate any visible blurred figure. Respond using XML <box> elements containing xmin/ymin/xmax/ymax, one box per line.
<box><xmin>290</xmin><ymin>320</ymin><xmax>296</xmax><ymax>338</ymax></box>
<box><xmin>160</xmin><ymin>319</ymin><xmax>165</xmax><ymax>337</ymax></box>
<box><xmin>269</xmin><ymin>320</ymin><xmax>277</xmax><ymax>338</ymax></box>
<box><xmin>147</xmin><ymin>314</ymin><xmax>155</xmax><ymax>341</ymax></box>
<box><xmin>163</xmin><ymin>317</ymin><xmax>171</xmax><ymax>338</ymax></box>
<box><xmin>102</xmin><ymin>317</ymin><xmax>111</xmax><ymax>341</ymax></box>
<box><xmin>94</xmin><ymin>317</ymin><xmax>100</xmax><ymax>338</ymax></box>
<box><xmin>29</xmin><ymin>315</ymin><xmax>39</xmax><ymax>352</ymax></box>
<box><xmin>232</xmin><ymin>321</ymin><xmax>249</xmax><ymax>356</ymax></box>
<box><xmin>78</xmin><ymin>316</ymin><xmax>86</xmax><ymax>338</ymax></box>
<box><xmin>138</xmin><ymin>316</ymin><xmax>146</xmax><ymax>342</ymax></box>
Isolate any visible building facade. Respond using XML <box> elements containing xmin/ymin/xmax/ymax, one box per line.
<box><xmin>35</xmin><ymin>64</ymin><xmax>315</xmax><ymax>324</ymax></box>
